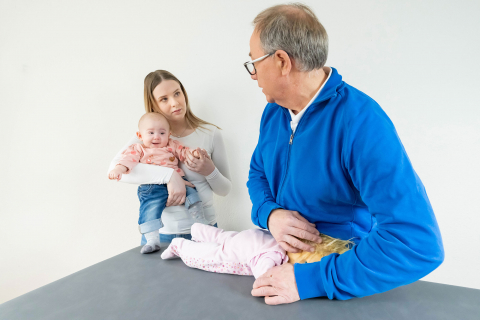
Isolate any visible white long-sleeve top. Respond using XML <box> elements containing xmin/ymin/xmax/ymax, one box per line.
<box><xmin>109</xmin><ymin>125</ymin><xmax>231</xmax><ymax>234</ymax></box>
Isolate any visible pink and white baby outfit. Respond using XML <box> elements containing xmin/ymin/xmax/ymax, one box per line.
<box><xmin>161</xmin><ymin>223</ymin><xmax>288</xmax><ymax>278</ymax></box>
<box><xmin>117</xmin><ymin>139</ymin><xmax>189</xmax><ymax>176</ymax></box>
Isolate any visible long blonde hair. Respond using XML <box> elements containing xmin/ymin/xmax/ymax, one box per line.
<box><xmin>144</xmin><ymin>70</ymin><xmax>220</xmax><ymax>131</ymax></box>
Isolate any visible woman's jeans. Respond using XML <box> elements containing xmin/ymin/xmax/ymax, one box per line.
<box><xmin>137</xmin><ymin>177</ymin><xmax>201</xmax><ymax>235</ymax></box>
<box><xmin>141</xmin><ymin>223</ymin><xmax>218</xmax><ymax>245</ymax></box>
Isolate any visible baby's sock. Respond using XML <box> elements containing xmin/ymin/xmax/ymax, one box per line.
<box><xmin>141</xmin><ymin>230</ymin><xmax>161</xmax><ymax>254</ymax></box>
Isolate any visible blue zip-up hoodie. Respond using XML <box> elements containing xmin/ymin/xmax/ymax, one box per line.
<box><xmin>247</xmin><ymin>67</ymin><xmax>444</xmax><ymax>300</ymax></box>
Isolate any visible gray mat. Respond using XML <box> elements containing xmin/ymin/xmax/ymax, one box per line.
<box><xmin>1</xmin><ymin>245</ymin><xmax>479</xmax><ymax>320</ymax></box>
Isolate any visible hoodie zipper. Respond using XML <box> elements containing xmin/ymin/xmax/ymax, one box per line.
<box><xmin>276</xmin><ymin>95</ymin><xmax>336</xmax><ymax>204</ymax></box>
<box><xmin>276</xmin><ymin>109</ymin><xmax>306</xmax><ymax>203</ymax></box>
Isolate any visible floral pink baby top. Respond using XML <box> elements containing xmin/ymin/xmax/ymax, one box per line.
<box><xmin>116</xmin><ymin>139</ymin><xmax>190</xmax><ymax>176</ymax></box>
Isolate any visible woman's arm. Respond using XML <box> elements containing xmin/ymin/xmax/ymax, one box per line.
<box><xmin>205</xmin><ymin>128</ymin><xmax>232</xmax><ymax>196</ymax></box>
<box><xmin>108</xmin><ymin>134</ymin><xmax>192</xmax><ymax>206</ymax></box>
<box><xmin>183</xmin><ymin>128</ymin><xmax>232</xmax><ymax>196</ymax></box>
<box><xmin>108</xmin><ymin>134</ymin><xmax>174</xmax><ymax>185</ymax></box>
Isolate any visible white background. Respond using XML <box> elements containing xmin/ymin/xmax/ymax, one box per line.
<box><xmin>1</xmin><ymin>0</ymin><xmax>479</xmax><ymax>304</ymax></box>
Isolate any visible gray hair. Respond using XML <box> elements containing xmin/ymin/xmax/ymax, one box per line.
<box><xmin>253</xmin><ymin>3</ymin><xmax>328</xmax><ymax>72</ymax></box>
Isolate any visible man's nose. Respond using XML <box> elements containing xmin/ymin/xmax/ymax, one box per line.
<box><xmin>251</xmin><ymin>73</ymin><xmax>257</xmax><ymax>81</ymax></box>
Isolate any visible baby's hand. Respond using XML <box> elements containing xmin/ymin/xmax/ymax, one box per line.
<box><xmin>192</xmin><ymin>149</ymin><xmax>201</xmax><ymax>159</ymax></box>
<box><xmin>108</xmin><ymin>170</ymin><xmax>122</xmax><ymax>181</ymax></box>
<box><xmin>108</xmin><ymin>166</ymin><xmax>126</xmax><ymax>181</ymax></box>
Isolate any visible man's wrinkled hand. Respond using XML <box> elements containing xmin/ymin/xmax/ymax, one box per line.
<box><xmin>268</xmin><ymin>209</ymin><xmax>322</xmax><ymax>253</ymax></box>
<box><xmin>251</xmin><ymin>263</ymin><xmax>300</xmax><ymax>305</ymax></box>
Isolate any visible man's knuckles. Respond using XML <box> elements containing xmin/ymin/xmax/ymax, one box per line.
<box><xmin>286</xmin><ymin>215</ymin><xmax>296</xmax><ymax>223</ymax></box>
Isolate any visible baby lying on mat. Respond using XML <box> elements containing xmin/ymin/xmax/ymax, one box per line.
<box><xmin>161</xmin><ymin>223</ymin><xmax>353</xmax><ymax>278</ymax></box>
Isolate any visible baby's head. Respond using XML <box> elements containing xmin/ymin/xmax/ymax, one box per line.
<box><xmin>287</xmin><ymin>234</ymin><xmax>353</xmax><ymax>264</ymax></box>
<box><xmin>136</xmin><ymin>112</ymin><xmax>171</xmax><ymax>148</ymax></box>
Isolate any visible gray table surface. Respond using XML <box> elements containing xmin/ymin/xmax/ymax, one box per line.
<box><xmin>1</xmin><ymin>245</ymin><xmax>479</xmax><ymax>320</ymax></box>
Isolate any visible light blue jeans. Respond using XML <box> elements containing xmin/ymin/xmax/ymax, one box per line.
<box><xmin>140</xmin><ymin>223</ymin><xmax>218</xmax><ymax>245</ymax></box>
<box><xmin>137</xmin><ymin>177</ymin><xmax>201</xmax><ymax>234</ymax></box>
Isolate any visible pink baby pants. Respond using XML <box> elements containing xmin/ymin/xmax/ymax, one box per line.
<box><xmin>161</xmin><ymin>223</ymin><xmax>287</xmax><ymax>278</ymax></box>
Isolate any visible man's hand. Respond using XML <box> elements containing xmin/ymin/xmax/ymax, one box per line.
<box><xmin>268</xmin><ymin>209</ymin><xmax>322</xmax><ymax>253</ymax></box>
<box><xmin>251</xmin><ymin>263</ymin><xmax>300</xmax><ymax>305</ymax></box>
<box><xmin>166</xmin><ymin>171</ymin><xmax>195</xmax><ymax>206</ymax></box>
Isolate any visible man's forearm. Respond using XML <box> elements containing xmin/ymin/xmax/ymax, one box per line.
<box><xmin>247</xmin><ymin>139</ymin><xmax>283</xmax><ymax>228</ymax></box>
<box><xmin>247</xmin><ymin>174</ymin><xmax>282</xmax><ymax>229</ymax></box>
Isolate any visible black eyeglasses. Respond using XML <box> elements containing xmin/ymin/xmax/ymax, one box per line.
<box><xmin>243</xmin><ymin>53</ymin><xmax>273</xmax><ymax>75</ymax></box>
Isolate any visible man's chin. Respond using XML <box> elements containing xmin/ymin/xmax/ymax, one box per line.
<box><xmin>265</xmin><ymin>95</ymin><xmax>276</xmax><ymax>104</ymax></box>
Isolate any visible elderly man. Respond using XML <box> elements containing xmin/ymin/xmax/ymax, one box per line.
<box><xmin>246</xmin><ymin>4</ymin><xmax>444</xmax><ymax>305</ymax></box>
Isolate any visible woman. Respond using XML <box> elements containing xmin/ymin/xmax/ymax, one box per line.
<box><xmin>109</xmin><ymin>70</ymin><xmax>231</xmax><ymax>244</ymax></box>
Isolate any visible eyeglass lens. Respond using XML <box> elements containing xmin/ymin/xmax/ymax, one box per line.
<box><xmin>246</xmin><ymin>63</ymin><xmax>255</xmax><ymax>75</ymax></box>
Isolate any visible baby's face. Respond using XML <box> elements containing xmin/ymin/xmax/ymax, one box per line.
<box><xmin>138</xmin><ymin>117</ymin><xmax>170</xmax><ymax>148</ymax></box>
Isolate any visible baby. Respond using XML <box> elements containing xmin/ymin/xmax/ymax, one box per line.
<box><xmin>161</xmin><ymin>223</ymin><xmax>353</xmax><ymax>278</ymax></box>
<box><xmin>108</xmin><ymin>112</ymin><xmax>207</xmax><ymax>254</ymax></box>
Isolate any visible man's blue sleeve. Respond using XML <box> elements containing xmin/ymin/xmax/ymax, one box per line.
<box><xmin>295</xmin><ymin>103</ymin><xmax>445</xmax><ymax>300</ymax></box>
<box><xmin>247</xmin><ymin>108</ymin><xmax>282</xmax><ymax>229</ymax></box>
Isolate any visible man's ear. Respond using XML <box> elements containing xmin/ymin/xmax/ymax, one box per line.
<box><xmin>274</xmin><ymin>50</ymin><xmax>292</xmax><ymax>76</ymax></box>
<box><xmin>136</xmin><ymin>131</ymin><xmax>142</xmax><ymax>140</ymax></box>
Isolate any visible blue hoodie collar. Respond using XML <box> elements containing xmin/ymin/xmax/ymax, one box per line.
<box><xmin>312</xmin><ymin>67</ymin><xmax>342</xmax><ymax>104</ymax></box>
<box><xmin>278</xmin><ymin>67</ymin><xmax>343</xmax><ymax>116</ymax></box>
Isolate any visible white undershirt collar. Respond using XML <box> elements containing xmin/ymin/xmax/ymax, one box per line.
<box><xmin>289</xmin><ymin>67</ymin><xmax>332</xmax><ymax>133</ymax></box>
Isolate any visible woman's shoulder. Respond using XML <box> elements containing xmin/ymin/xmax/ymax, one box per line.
<box><xmin>190</xmin><ymin>124</ymin><xmax>222</xmax><ymax>153</ymax></box>
<box><xmin>195</xmin><ymin>124</ymin><xmax>219</xmax><ymax>137</ymax></box>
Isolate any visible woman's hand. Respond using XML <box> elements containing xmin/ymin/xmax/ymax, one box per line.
<box><xmin>166</xmin><ymin>171</ymin><xmax>195</xmax><ymax>206</ymax></box>
<box><xmin>185</xmin><ymin>148</ymin><xmax>215</xmax><ymax>176</ymax></box>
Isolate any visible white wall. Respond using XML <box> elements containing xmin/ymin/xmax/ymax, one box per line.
<box><xmin>1</xmin><ymin>0</ymin><xmax>479</xmax><ymax>304</ymax></box>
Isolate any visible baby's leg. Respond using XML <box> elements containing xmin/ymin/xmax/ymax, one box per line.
<box><xmin>250</xmin><ymin>251</ymin><xmax>286</xmax><ymax>279</ymax></box>
<box><xmin>184</xmin><ymin>181</ymin><xmax>201</xmax><ymax>209</ymax></box>
<box><xmin>182</xmin><ymin>177</ymin><xmax>207</xmax><ymax>224</ymax></box>
<box><xmin>190</xmin><ymin>223</ymin><xmax>238</xmax><ymax>244</ymax></box>
<box><xmin>137</xmin><ymin>185</ymin><xmax>168</xmax><ymax>254</ymax></box>
<box><xmin>161</xmin><ymin>237</ymin><xmax>218</xmax><ymax>260</ymax></box>
<box><xmin>161</xmin><ymin>238</ymin><xmax>253</xmax><ymax>276</ymax></box>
